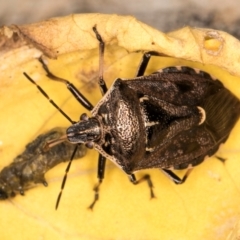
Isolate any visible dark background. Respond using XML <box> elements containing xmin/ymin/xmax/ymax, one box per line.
<box><xmin>1</xmin><ymin>0</ymin><xmax>240</xmax><ymax>38</ymax></box>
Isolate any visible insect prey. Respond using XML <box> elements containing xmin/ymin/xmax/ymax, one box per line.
<box><xmin>0</xmin><ymin>128</ymin><xmax>86</xmax><ymax>199</ymax></box>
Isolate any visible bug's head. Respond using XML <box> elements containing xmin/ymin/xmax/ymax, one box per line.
<box><xmin>67</xmin><ymin>114</ymin><xmax>101</xmax><ymax>148</ymax></box>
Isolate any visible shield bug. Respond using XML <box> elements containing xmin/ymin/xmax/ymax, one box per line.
<box><xmin>0</xmin><ymin>128</ymin><xmax>86</xmax><ymax>199</ymax></box>
<box><xmin>23</xmin><ymin>26</ymin><xmax>240</xmax><ymax>209</ymax></box>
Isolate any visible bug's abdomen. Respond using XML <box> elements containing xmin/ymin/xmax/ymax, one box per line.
<box><xmin>202</xmin><ymin>85</ymin><xmax>240</xmax><ymax>143</ymax></box>
<box><xmin>126</xmin><ymin>74</ymin><xmax>240</xmax><ymax>172</ymax></box>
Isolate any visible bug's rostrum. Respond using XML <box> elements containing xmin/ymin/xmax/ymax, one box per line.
<box><xmin>67</xmin><ymin>117</ymin><xmax>101</xmax><ymax>143</ymax></box>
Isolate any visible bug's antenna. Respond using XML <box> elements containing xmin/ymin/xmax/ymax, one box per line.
<box><xmin>23</xmin><ymin>72</ymin><xmax>75</xmax><ymax>124</ymax></box>
<box><xmin>55</xmin><ymin>144</ymin><xmax>79</xmax><ymax>210</ymax></box>
<box><xmin>23</xmin><ymin>72</ymin><xmax>81</xmax><ymax>209</ymax></box>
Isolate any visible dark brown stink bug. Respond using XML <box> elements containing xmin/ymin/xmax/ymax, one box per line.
<box><xmin>24</xmin><ymin>26</ymin><xmax>240</xmax><ymax>209</ymax></box>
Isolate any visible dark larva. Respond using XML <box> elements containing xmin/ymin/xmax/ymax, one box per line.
<box><xmin>0</xmin><ymin>127</ymin><xmax>87</xmax><ymax>199</ymax></box>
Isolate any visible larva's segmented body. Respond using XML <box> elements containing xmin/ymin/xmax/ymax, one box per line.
<box><xmin>0</xmin><ymin>128</ymin><xmax>87</xmax><ymax>199</ymax></box>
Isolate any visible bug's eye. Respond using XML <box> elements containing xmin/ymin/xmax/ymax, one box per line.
<box><xmin>85</xmin><ymin>142</ymin><xmax>94</xmax><ymax>149</ymax></box>
<box><xmin>80</xmin><ymin>113</ymin><xmax>88</xmax><ymax>121</ymax></box>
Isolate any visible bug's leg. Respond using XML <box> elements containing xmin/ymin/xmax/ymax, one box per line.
<box><xmin>136</xmin><ymin>51</ymin><xmax>163</xmax><ymax>77</ymax></box>
<box><xmin>92</xmin><ymin>25</ymin><xmax>108</xmax><ymax>95</ymax></box>
<box><xmin>87</xmin><ymin>26</ymin><xmax>108</xmax><ymax>210</ymax></box>
<box><xmin>129</xmin><ymin>174</ymin><xmax>155</xmax><ymax>198</ymax></box>
<box><xmin>161</xmin><ymin>168</ymin><xmax>193</xmax><ymax>184</ymax></box>
<box><xmin>88</xmin><ymin>154</ymin><xmax>106</xmax><ymax>210</ymax></box>
<box><xmin>37</xmin><ymin>58</ymin><xmax>94</xmax><ymax>112</ymax></box>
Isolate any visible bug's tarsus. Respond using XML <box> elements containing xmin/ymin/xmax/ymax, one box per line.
<box><xmin>88</xmin><ymin>180</ymin><xmax>102</xmax><ymax>210</ymax></box>
<box><xmin>161</xmin><ymin>168</ymin><xmax>193</xmax><ymax>184</ymax></box>
<box><xmin>129</xmin><ymin>174</ymin><xmax>156</xmax><ymax>199</ymax></box>
<box><xmin>23</xmin><ymin>72</ymin><xmax>74</xmax><ymax>124</ymax></box>
<box><xmin>88</xmin><ymin>154</ymin><xmax>106</xmax><ymax>210</ymax></box>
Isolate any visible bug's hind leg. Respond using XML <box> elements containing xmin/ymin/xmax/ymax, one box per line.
<box><xmin>88</xmin><ymin>154</ymin><xmax>106</xmax><ymax>210</ymax></box>
<box><xmin>129</xmin><ymin>174</ymin><xmax>155</xmax><ymax>198</ymax></box>
<box><xmin>161</xmin><ymin>168</ymin><xmax>193</xmax><ymax>184</ymax></box>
